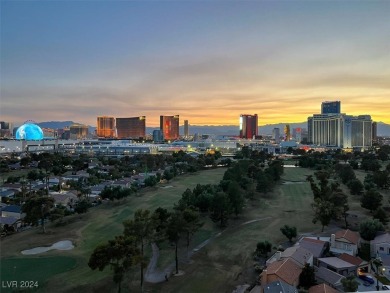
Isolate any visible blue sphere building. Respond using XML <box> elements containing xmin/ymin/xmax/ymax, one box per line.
<box><xmin>16</xmin><ymin>123</ymin><xmax>44</xmax><ymax>140</ymax></box>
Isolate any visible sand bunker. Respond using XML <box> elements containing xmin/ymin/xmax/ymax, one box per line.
<box><xmin>21</xmin><ymin>240</ymin><xmax>74</xmax><ymax>255</ymax></box>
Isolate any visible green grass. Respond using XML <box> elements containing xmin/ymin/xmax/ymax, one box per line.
<box><xmin>1</xmin><ymin>168</ymin><xmax>227</xmax><ymax>293</ymax></box>
<box><xmin>145</xmin><ymin>167</ymin><xmax>320</xmax><ymax>293</ymax></box>
<box><xmin>2</xmin><ymin>165</ymin><xmax>378</xmax><ymax>293</ymax></box>
<box><xmin>0</xmin><ymin>256</ymin><xmax>77</xmax><ymax>292</ymax></box>
<box><xmin>377</xmin><ymin>275</ymin><xmax>390</xmax><ymax>285</ymax></box>
<box><xmin>0</xmin><ymin>169</ymin><xmax>31</xmax><ymax>185</ymax></box>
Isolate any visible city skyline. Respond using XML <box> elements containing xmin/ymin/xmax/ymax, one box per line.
<box><xmin>1</xmin><ymin>1</ymin><xmax>390</xmax><ymax>126</ymax></box>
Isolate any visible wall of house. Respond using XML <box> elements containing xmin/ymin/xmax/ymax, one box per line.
<box><xmin>334</xmin><ymin>240</ymin><xmax>358</xmax><ymax>255</ymax></box>
<box><xmin>371</xmin><ymin>242</ymin><xmax>390</xmax><ymax>257</ymax></box>
<box><xmin>1</xmin><ymin>211</ymin><xmax>24</xmax><ymax>219</ymax></box>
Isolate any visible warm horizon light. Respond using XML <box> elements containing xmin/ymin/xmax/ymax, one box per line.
<box><xmin>1</xmin><ymin>1</ymin><xmax>390</xmax><ymax>127</ymax></box>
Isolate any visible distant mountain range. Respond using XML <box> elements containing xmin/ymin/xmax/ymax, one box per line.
<box><xmin>37</xmin><ymin>121</ymin><xmax>390</xmax><ymax>136</ymax></box>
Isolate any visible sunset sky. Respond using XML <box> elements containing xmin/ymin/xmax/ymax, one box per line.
<box><xmin>1</xmin><ymin>1</ymin><xmax>390</xmax><ymax>127</ymax></box>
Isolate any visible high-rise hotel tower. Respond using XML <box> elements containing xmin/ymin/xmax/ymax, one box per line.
<box><xmin>239</xmin><ymin>114</ymin><xmax>258</xmax><ymax>139</ymax></box>
<box><xmin>160</xmin><ymin>115</ymin><xmax>179</xmax><ymax>140</ymax></box>
<box><xmin>97</xmin><ymin>116</ymin><xmax>116</xmax><ymax>138</ymax></box>
<box><xmin>307</xmin><ymin>102</ymin><xmax>372</xmax><ymax>149</ymax></box>
<box><xmin>321</xmin><ymin>101</ymin><xmax>341</xmax><ymax>114</ymax></box>
<box><xmin>116</xmin><ymin>116</ymin><xmax>146</xmax><ymax>139</ymax></box>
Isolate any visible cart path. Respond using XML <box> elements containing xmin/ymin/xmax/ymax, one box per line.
<box><xmin>144</xmin><ymin>217</ymin><xmax>272</xmax><ymax>283</ymax></box>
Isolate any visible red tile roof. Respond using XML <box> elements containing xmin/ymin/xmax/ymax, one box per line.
<box><xmin>308</xmin><ymin>283</ymin><xmax>338</xmax><ymax>293</ymax></box>
<box><xmin>335</xmin><ymin>229</ymin><xmax>360</xmax><ymax>245</ymax></box>
<box><xmin>338</xmin><ymin>253</ymin><xmax>364</xmax><ymax>266</ymax></box>
<box><xmin>266</xmin><ymin>258</ymin><xmax>302</xmax><ymax>286</ymax></box>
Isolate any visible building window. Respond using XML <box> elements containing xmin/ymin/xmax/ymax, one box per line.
<box><xmin>380</xmin><ymin>247</ymin><xmax>384</xmax><ymax>251</ymax></box>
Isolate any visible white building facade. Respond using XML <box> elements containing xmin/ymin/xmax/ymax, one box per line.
<box><xmin>307</xmin><ymin>113</ymin><xmax>372</xmax><ymax>149</ymax></box>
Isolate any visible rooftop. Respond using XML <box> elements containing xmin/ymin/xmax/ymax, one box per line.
<box><xmin>315</xmin><ymin>266</ymin><xmax>345</xmax><ymax>285</ymax></box>
<box><xmin>1</xmin><ymin>205</ymin><xmax>22</xmax><ymax>213</ymax></box>
<box><xmin>264</xmin><ymin>280</ymin><xmax>298</xmax><ymax>293</ymax></box>
<box><xmin>338</xmin><ymin>253</ymin><xmax>365</xmax><ymax>266</ymax></box>
<box><xmin>371</xmin><ymin>233</ymin><xmax>390</xmax><ymax>245</ymax></box>
<box><xmin>265</xmin><ymin>258</ymin><xmax>302</xmax><ymax>286</ymax></box>
<box><xmin>308</xmin><ymin>283</ymin><xmax>338</xmax><ymax>293</ymax></box>
<box><xmin>318</xmin><ymin>257</ymin><xmax>355</xmax><ymax>269</ymax></box>
<box><xmin>334</xmin><ymin>229</ymin><xmax>360</xmax><ymax>245</ymax></box>
<box><xmin>299</xmin><ymin>237</ymin><xmax>327</xmax><ymax>258</ymax></box>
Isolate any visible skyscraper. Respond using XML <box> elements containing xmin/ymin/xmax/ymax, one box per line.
<box><xmin>160</xmin><ymin>115</ymin><xmax>179</xmax><ymax>140</ymax></box>
<box><xmin>116</xmin><ymin>116</ymin><xmax>146</xmax><ymax>139</ymax></box>
<box><xmin>307</xmin><ymin>113</ymin><xmax>372</xmax><ymax>148</ymax></box>
<box><xmin>293</xmin><ymin>127</ymin><xmax>302</xmax><ymax>143</ymax></box>
<box><xmin>0</xmin><ymin>121</ymin><xmax>12</xmax><ymax>138</ymax></box>
<box><xmin>184</xmin><ymin>120</ymin><xmax>189</xmax><ymax>138</ymax></box>
<box><xmin>372</xmin><ymin>122</ymin><xmax>377</xmax><ymax>142</ymax></box>
<box><xmin>321</xmin><ymin>101</ymin><xmax>341</xmax><ymax>114</ymax></box>
<box><xmin>97</xmin><ymin>116</ymin><xmax>116</xmax><ymax>138</ymax></box>
<box><xmin>272</xmin><ymin>128</ymin><xmax>280</xmax><ymax>143</ymax></box>
<box><xmin>239</xmin><ymin>114</ymin><xmax>258</xmax><ymax>139</ymax></box>
<box><xmin>284</xmin><ymin>124</ymin><xmax>291</xmax><ymax>141</ymax></box>
<box><xmin>70</xmin><ymin>124</ymin><xmax>89</xmax><ymax>139</ymax></box>
<box><xmin>153</xmin><ymin>129</ymin><xmax>164</xmax><ymax>143</ymax></box>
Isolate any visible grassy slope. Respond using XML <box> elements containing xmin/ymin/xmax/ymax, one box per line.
<box><xmin>0</xmin><ymin>168</ymin><xmax>226</xmax><ymax>293</ymax></box>
<box><xmin>2</xmin><ymin>165</ymin><xmax>383</xmax><ymax>293</ymax></box>
<box><xmin>145</xmin><ymin>167</ymin><xmax>319</xmax><ymax>293</ymax></box>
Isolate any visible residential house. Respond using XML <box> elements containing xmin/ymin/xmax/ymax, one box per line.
<box><xmin>263</xmin><ymin>280</ymin><xmax>298</xmax><ymax>293</ymax></box>
<box><xmin>299</xmin><ymin>237</ymin><xmax>328</xmax><ymax>265</ymax></box>
<box><xmin>315</xmin><ymin>267</ymin><xmax>345</xmax><ymax>290</ymax></box>
<box><xmin>317</xmin><ymin>257</ymin><xmax>356</xmax><ymax>276</ymax></box>
<box><xmin>0</xmin><ymin>216</ymin><xmax>21</xmax><ymax>230</ymax></box>
<box><xmin>308</xmin><ymin>283</ymin><xmax>338</xmax><ymax>293</ymax></box>
<box><xmin>48</xmin><ymin>177</ymin><xmax>60</xmax><ymax>187</ymax></box>
<box><xmin>1</xmin><ymin>205</ymin><xmax>25</xmax><ymax>220</ymax></box>
<box><xmin>267</xmin><ymin>246</ymin><xmax>313</xmax><ymax>268</ymax></box>
<box><xmin>261</xmin><ymin>258</ymin><xmax>302</xmax><ymax>287</ymax></box>
<box><xmin>90</xmin><ymin>182</ymin><xmax>111</xmax><ymax>197</ymax></box>
<box><xmin>111</xmin><ymin>178</ymin><xmax>133</xmax><ymax>189</ymax></box>
<box><xmin>0</xmin><ymin>189</ymin><xmax>16</xmax><ymax>200</ymax></box>
<box><xmin>1</xmin><ymin>183</ymin><xmax>22</xmax><ymax>192</ymax></box>
<box><xmin>330</xmin><ymin>229</ymin><xmax>360</xmax><ymax>256</ymax></box>
<box><xmin>287</xmin><ymin>246</ymin><xmax>313</xmax><ymax>268</ymax></box>
<box><xmin>370</xmin><ymin>233</ymin><xmax>390</xmax><ymax>258</ymax></box>
<box><xmin>49</xmin><ymin>191</ymin><xmax>78</xmax><ymax>208</ymax></box>
<box><xmin>62</xmin><ymin>174</ymin><xmax>88</xmax><ymax>182</ymax></box>
<box><xmin>338</xmin><ymin>253</ymin><xmax>369</xmax><ymax>275</ymax></box>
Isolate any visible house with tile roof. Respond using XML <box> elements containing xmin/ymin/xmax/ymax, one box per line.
<box><xmin>261</xmin><ymin>258</ymin><xmax>302</xmax><ymax>287</ymax></box>
<box><xmin>330</xmin><ymin>229</ymin><xmax>360</xmax><ymax>256</ymax></box>
<box><xmin>318</xmin><ymin>257</ymin><xmax>356</xmax><ymax>276</ymax></box>
<box><xmin>266</xmin><ymin>246</ymin><xmax>313</xmax><ymax>268</ymax></box>
<box><xmin>299</xmin><ymin>237</ymin><xmax>328</xmax><ymax>265</ymax></box>
<box><xmin>263</xmin><ymin>280</ymin><xmax>298</xmax><ymax>293</ymax></box>
<box><xmin>308</xmin><ymin>283</ymin><xmax>338</xmax><ymax>293</ymax></box>
<box><xmin>49</xmin><ymin>191</ymin><xmax>78</xmax><ymax>207</ymax></box>
<box><xmin>338</xmin><ymin>253</ymin><xmax>369</xmax><ymax>275</ymax></box>
<box><xmin>315</xmin><ymin>266</ymin><xmax>345</xmax><ymax>290</ymax></box>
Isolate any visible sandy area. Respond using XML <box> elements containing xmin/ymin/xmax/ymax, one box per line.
<box><xmin>21</xmin><ymin>240</ymin><xmax>74</xmax><ymax>255</ymax></box>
